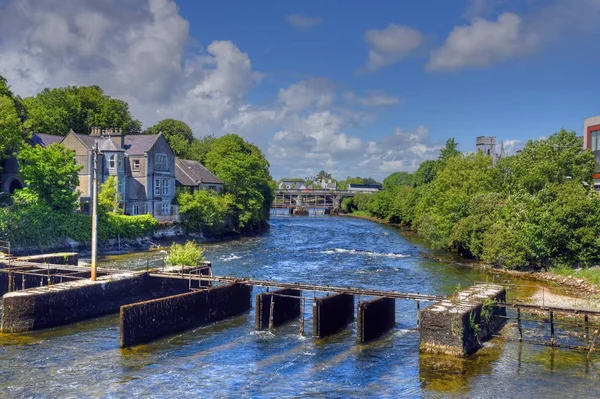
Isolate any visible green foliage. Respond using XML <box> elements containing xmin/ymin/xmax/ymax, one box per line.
<box><xmin>98</xmin><ymin>176</ymin><xmax>122</xmax><ymax>215</ymax></box>
<box><xmin>166</xmin><ymin>241</ymin><xmax>205</xmax><ymax>266</ymax></box>
<box><xmin>204</xmin><ymin>134</ymin><xmax>273</xmax><ymax>230</ymax></box>
<box><xmin>17</xmin><ymin>143</ymin><xmax>82</xmax><ymax>213</ymax></box>
<box><xmin>341</xmin><ymin>129</ymin><xmax>600</xmax><ymax>270</ymax></box>
<box><xmin>0</xmin><ymin>95</ymin><xmax>24</xmax><ymax>164</ymax></box>
<box><xmin>146</xmin><ymin>119</ymin><xmax>193</xmax><ymax>158</ymax></box>
<box><xmin>22</xmin><ymin>85</ymin><xmax>141</xmax><ymax>135</ymax></box>
<box><xmin>187</xmin><ymin>135</ymin><xmax>216</xmax><ymax>164</ymax></box>
<box><xmin>480</xmin><ymin>298</ymin><xmax>496</xmax><ymax>327</ymax></box>
<box><xmin>178</xmin><ymin>190</ymin><xmax>233</xmax><ymax>236</ymax></box>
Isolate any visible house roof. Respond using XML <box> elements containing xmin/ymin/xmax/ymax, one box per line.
<box><xmin>99</xmin><ymin>138</ymin><xmax>125</xmax><ymax>152</ymax></box>
<box><xmin>347</xmin><ymin>184</ymin><xmax>382</xmax><ymax>190</ymax></box>
<box><xmin>31</xmin><ymin>133</ymin><xmax>64</xmax><ymax>148</ymax></box>
<box><xmin>124</xmin><ymin>134</ymin><xmax>161</xmax><ymax>155</ymax></box>
<box><xmin>175</xmin><ymin>158</ymin><xmax>223</xmax><ymax>186</ymax></box>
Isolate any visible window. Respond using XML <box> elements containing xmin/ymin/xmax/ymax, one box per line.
<box><xmin>118</xmin><ymin>178</ymin><xmax>124</xmax><ymax>196</ymax></box>
<box><xmin>591</xmin><ymin>130</ymin><xmax>600</xmax><ymax>151</ymax></box>
<box><xmin>208</xmin><ymin>185</ymin><xmax>216</xmax><ymax>192</ymax></box>
<box><xmin>118</xmin><ymin>154</ymin><xmax>123</xmax><ymax>170</ymax></box>
<box><xmin>132</xmin><ymin>205</ymin><xmax>139</xmax><ymax>216</ymax></box>
<box><xmin>161</xmin><ymin>202</ymin><xmax>171</xmax><ymax>216</ymax></box>
<box><xmin>132</xmin><ymin>159</ymin><xmax>140</xmax><ymax>171</ymax></box>
<box><xmin>109</xmin><ymin>154</ymin><xmax>115</xmax><ymax>169</ymax></box>
<box><xmin>155</xmin><ymin>154</ymin><xmax>168</xmax><ymax>171</ymax></box>
<box><xmin>154</xmin><ymin>178</ymin><xmax>161</xmax><ymax>196</ymax></box>
<box><xmin>162</xmin><ymin>179</ymin><xmax>170</xmax><ymax>196</ymax></box>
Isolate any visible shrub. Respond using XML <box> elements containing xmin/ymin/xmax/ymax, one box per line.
<box><xmin>166</xmin><ymin>241</ymin><xmax>205</xmax><ymax>266</ymax></box>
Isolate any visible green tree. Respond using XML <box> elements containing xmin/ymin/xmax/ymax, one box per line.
<box><xmin>17</xmin><ymin>143</ymin><xmax>82</xmax><ymax>213</ymax></box>
<box><xmin>439</xmin><ymin>137</ymin><xmax>460</xmax><ymax>162</ymax></box>
<box><xmin>187</xmin><ymin>135</ymin><xmax>216</xmax><ymax>164</ymax></box>
<box><xmin>0</xmin><ymin>96</ymin><xmax>23</xmax><ymax>164</ymax></box>
<box><xmin>23</xmin><ymin>85</ymin><xmax>141</xmax><ymax>135</ymax></box>
<box><xmin>383</xmin><ymin>172</ymin><xmax>413</xmax><ymax>190</ymax></box>
<box><xmin>146</xmin><ymin>119</ymin><xmax>193</xmax><ymax>158</ymax></box>
<box><xmin>98</xmin><ymin>176</ymin><xmax>122</xmax><ymax>215</ymax></box>
<box><xmin>178</xmin><ymin>190</ymin><xmax>233</xmax><ymax>235</ymax></box>
<box><xmin>204</xmin><ymin>134</ymin><xmax>273</xmax><ymax>230</ymax></box>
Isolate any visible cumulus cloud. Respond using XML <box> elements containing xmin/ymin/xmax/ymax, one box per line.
<box><xmin>363</xmin><ymin>24</ymin><xmax>423</xmax><ymax>71</ymax></box>
<box><xmin>285</xmin><ymin>14</ymin><xmax>322</xmax><ymax>29</ymax></box>
<box><xmin>344</xmin><ymin>91</ymin><xmax>402</xmax><ymax>107</ymax></box>
<box><xmin>427</xmin><ymin>13</ymin><xmax>539</xmax><ymax>72</ymax></box>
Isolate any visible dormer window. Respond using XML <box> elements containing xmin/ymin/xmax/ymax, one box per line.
<box><xmin>109</xmin><ymin>154</ymin><xmax>116</xmax><ymax>169</ymax></box>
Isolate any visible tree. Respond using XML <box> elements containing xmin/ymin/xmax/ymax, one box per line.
<box><xmin>187</xmin><ymin>135</ymin><xmax>216</xmax><ymax>164</ymax></box>
<box><xmin>362</xmin><ymin>177</ymin><xmax>382</xmax><ymax>186</ymax></box>
<box><xmin>0</xmin><ymin>96</ymin><xmax>23</xmax><ymax>164</ymax></box>
<box><xmin>383</xmin><ymin>172</ymin><xmax>413</xmax><ymax>190</ymax></box>
<box><xmin>204</xmin><ymin>134</ymin><xmax>273</xmax><ymax>230</ymax></box>
<box><xmin>17</xmin><ymin>143</ymin><xmax>82</xmax><ymax>213</ymax></box>
<box><xmin>23</xmin><ymin>85</ymin><xmax>141</xmax><ymax>135</ymax></box>
<box><xmin>413</xmin><ymin>160</ymin><xmax>438</xmax><ymax>187</ymax></box>
<box><xmin>166</xmin><ymin>241</ymin><xmax>205</xmax><ymax>266</ymax></box>
<box><xmin>146</xmin><ymin>119</ymin><xmax>193</xmax><ymax>158</ymax></box>
<box><xmin>98</xmin><ymin>176</ymin><xmax>122</xmax><ymax>215</ymax></box>
<box><xmin>338</xmin><ymin>176</ymin><xmax>363</xmax><ymax>190</ymax></box>
<box><xmin>178</xmin><ymin>190</ymin><xmax>233</xmax><ymax>235</ymax></box>
<box><xmin>439</xmin><ymin>138</ymin><xmax>460</xmax><ymax>162</ymax></box>
<box><xmin>316</xmin><ymin>170</ymin><xmax>332</xmax><ymax>180</ymax></box>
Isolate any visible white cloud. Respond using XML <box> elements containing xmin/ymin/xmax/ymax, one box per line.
<box><xmin>427</xmin><ymin>13</ymin><xmax>539</xmax><ymax>72</ymax></box>
<box><xmin>363</xmin><ymin>24</ymin><xmax>423</xmax><ymax>71</ymax></box>
<box><xmin>344</xmin><ymin>91</ymin><xmax>401</xmax><ymax>107</ymax></box>
<box><xmin>278</xmin><ymin>79</ymin><xmax>335</xmax><ymax>112</ymax></box>
<box><xmin>463</xmin><ymin>0</ymin><xmax>506</xmax><ymax>19</ymax></box>
<box><xmin>285</xmin><ymin>14</ymin><xmax>322</xmax><ymax>29</ymax></box>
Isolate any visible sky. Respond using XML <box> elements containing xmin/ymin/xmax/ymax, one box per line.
<box><xmin>0</xmin><ymin>0</ymin><xmax>599</xmax><ymax>181</ymax></box>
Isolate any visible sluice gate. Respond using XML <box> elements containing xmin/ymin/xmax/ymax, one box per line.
<box><xmin>2</xmin><ymin>256</ymin><xmax>599</xmax><ymax>357</ymax></box>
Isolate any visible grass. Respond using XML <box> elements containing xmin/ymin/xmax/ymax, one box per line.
<box><xmin>550</xmin><ymin>264</ymin><xmax>600</xmax><ymax>286</ymax></box>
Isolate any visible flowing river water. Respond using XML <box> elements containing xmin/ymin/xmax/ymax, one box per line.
<box><xmin>1</xmin><ymin>216</ymin><xmax>600</xmax><ymax>398</ymax></box>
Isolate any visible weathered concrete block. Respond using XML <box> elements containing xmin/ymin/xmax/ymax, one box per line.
<box><xmin>1</xmin><ymin>273</ymin><xmax>192</xmax><ymax>333</ymax></box>
<box><xmin>357</xmin><ymin>297</ymin><xmax>395</xmax><ymax>343</ymax></box>
<box><xmin>120</xmin><ymin>290</ymin><xmax>209</xmax><ymax>348</ymax></box>
<box><xmin>313</xmin><ymin>293</ymin><xmax>354</xmax><ymax>338</ymax></box>
<box><xmin>255</xmin><ymin>288</ymin><xmax>301</xmax><ymax>330</ymax></box>
<box><xmin>119</xmin><ymin>283</ymin><xmax>252</xmax><ymax>347</ymax></box>
<box><xmin>15</xmin><ymin>253</ymin><xmax>79</xmax><ymax>266</ymax></box>
<box><xmin>419</xmin><ymin>284</ymin><xmax>506</xmax><ymax>357</ymax></box>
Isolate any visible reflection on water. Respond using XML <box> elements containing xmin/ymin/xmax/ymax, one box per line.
<box><xmin>1</xmin><ymin>216</ymin><xmax>599</xmax><ymax>398</ymax></box>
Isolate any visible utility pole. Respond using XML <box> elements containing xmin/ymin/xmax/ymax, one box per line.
<box><xmin>91</xmin><ymin>141</ymin><xmax>99</xmax><ymax>281</ymax></box>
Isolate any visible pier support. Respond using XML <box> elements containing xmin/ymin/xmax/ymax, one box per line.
<box><xmin>312</xmin><ymin>293</ymin><xmax>354</xmax><ymax>338</ymax></box>
<box><xmin>120</xmin><ymin>283</ymin><xmax>252</xmax><ymax>347</ymax></box>
<box><xmin>419</xmin><ymin>284</ymin><xmax>506</xmax><ymax>357</ymax></box>
<box><xmin>255</xmin><ymin>288</ymin><xmax>301</xmax><ymax>330</ymax></box>
<box><xmin>357</xmin><ymin>297</ymin><xmax>395</xmax><ymax>343</ymax></box>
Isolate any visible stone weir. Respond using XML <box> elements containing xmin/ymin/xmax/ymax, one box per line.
<box><xmin>419</xmin><ymin>284</ymin><xmax>506</xmax><ymax>357</ymax></box>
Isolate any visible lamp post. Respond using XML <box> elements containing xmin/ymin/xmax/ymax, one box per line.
<box><xmin>91</xmin><ymin>141</ymin><xmax>99</xmax><ymax>281</ymax></box>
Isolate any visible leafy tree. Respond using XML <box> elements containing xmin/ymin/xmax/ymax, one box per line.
<box><xmin>316</xmin><ymin>170</ymin><xmax>332</xmax><ymax>180</ymax></box>
<box><xmin>204</xmin><ymin>134</ymin><xmax>273</xmax><ymax>230</ymax></box>
<box><xmin>23</xmin><ymin>85</ymin><xmax>141</xmax><ymax>135</ymax></box>
<box><xmin>383</xmin><ymin>172</ymin><xmax>413</xmax><ymax>190</ymax></box>
<box><xmin>362</xmin><ymin>177</ymin><xmax>382</xmax><ymax>186</ymax></box>
<box><xmin>166</xmin><ymin>241</ymin><xmax>205</xmax><ymax>266</ymax></box>
<box><xmin>439</xmin><ymin>137</ymin><xmax>460</xmax><ymax>162</ymax></box>
<box><xmin>0</xmin><ymin>75</ymin><xmax>26</xmax><ymax>123</ymax></box>
<box><xmin>146</xmin><ymin>119</ymin><xmax>193</xmax><ymax>158</ymax></box>
<box><xmin>187</xmin><ymin>135</ymin><xmax>216</xmax><ymax>164</ymax></box>
<box><xmin>17</xmin><ymin>143</ymin><xmax>82</xmax><ymax>213</ymax></box>
<box><xmin>178</xmin><ymin>190</ymin><xmax>233</xmax><ymax>235</ymax></box>
<box><xmin>0</xmin><ymin>95</ymin><xmax>23</xmax><ymax>164</ymax></box>
<box><xmin>98</xmin><ymin>176</ymin><xmax>122</xmax><ymax>215</ymax></box>
<box><xmin>338</xmin><ymin>176</ymin><xmax>363</xmax><ymax>190</ymax></box>
<box><xmin>412</xmin><ymin>160</ymin><xmax>438</xmax><ymax>187</ymax></box>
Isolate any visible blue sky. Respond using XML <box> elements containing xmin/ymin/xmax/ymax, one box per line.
<box><xmin>1</xmin><ymin>0</ymin><xmax>599</xmax><ymax>180</ymax></box>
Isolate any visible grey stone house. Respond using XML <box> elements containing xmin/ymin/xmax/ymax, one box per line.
<box><xmin>175</xmin><ymin>158</ymin><xmax>224</xmax><ymax>194</ymax></box>
<box><xmin>60</xmin><ymin>128</ymin><xmax>178</xmax><ymax>221</ymax></box>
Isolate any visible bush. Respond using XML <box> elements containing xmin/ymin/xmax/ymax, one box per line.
<box><xmin>178</xmin><ymin>190</ymin><xmax>233</xmax><ymax>236</ymax></box>
<box><xmin>166</xmin><ymin>241</ymin><xmax>205</xmax><ymax>266</ymax></box>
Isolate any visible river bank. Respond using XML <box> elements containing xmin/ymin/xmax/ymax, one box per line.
<box><xmin>338</xmin><ymin>212</ymin><xmax>600</xmax><ymax>297</ymax></box>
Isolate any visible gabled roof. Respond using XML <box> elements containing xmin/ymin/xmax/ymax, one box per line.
<box><xmin>124</xmin><ymin>134</ymin><xmax>161</xmax><ymax>155</ymax></box>
<box><xmin>30</xmin><ymin>133</ymin><xmax>64</xmax><ymax>148</ymax></box>
<box><xmin>99</xmin><ymin>138</ymin><xmax>125</xmax><ymax>152</ymax></box>
<box><xmin>175</xmin><ymin>158</ymin><xmax>223</xmax><ymax>186</ymax></box>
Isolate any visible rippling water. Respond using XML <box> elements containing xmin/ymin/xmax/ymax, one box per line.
<box><xmin>1</xmin><ymin>216</ymin><xmax>599</xmax><ymax>398</ymax></box>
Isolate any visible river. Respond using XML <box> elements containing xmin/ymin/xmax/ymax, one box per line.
<box><xmin>1</xmin><ymin>216</ymin><xmax>599</xmax><ymax>398</ymax></box>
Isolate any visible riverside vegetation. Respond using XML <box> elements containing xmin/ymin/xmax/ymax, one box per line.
<box><xmin>341</xmin><ymin>131</ymin><xmax>600</xmax><ymax>285</ymax></box>
<box><xmin>0</xmin><ymin>75</ymin><xmax>273</xmax><ymax>251</ymax></box>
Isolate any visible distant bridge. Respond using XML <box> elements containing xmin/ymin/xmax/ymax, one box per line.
<box><xmin>272</xmin><ymin>189</ymin><xmax>357</xmax><ymax>210</ymax></box>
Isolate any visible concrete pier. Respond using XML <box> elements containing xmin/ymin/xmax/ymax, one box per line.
<box><xmin>357</xmin><ymin>297</ymin><xmax>395</xmax><ymax>343</ymax></box>
<box><xmin>120</xmin><ymin>283</ymin><xmax>252</xmax><ymax>347</ymax></box>
<box><xmin>313</xmin><ymin>293</ymin><xmax>354</xmax><ymax>338</ymax></box>
<box><xmin>419</xmin><ymin>284</ymin><xmax>506</xmax><ymax>357</ymax></box>
<box><xmin>1</xmin><ymin>273</ymin><xmax>191</xmax><ymax>333</ymax></box>
<box><xmin>255</xmin><ymin>288</ymin><xmax>301</xmax><ymax>330</ymax></box>
<box><xmin>15</xmin><ymin>253</ymin><xmax>79</xmax><ymax>266</ymax></box>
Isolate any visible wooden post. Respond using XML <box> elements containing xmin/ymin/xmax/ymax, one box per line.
<box><xmin>517</xmin><ymin>308</ymin><xmax>523</xmax><ymax>342</ymax></box>
<box><xmin>585</xmin><ymin>315</ymin><xmax>590</xmax><ymax>347</ymax></box>
<box><xmin>416</xmin><ymin>300</ymin><xmax>421</xmax><ymax>330</ymax></box>
<box><xmin>550</xmin><ymin>311</ymin><xmax>555</xmax><ymax>346</ymax></box>
<box><xmin>300</xmin><ymin>298</ymin><xmax>305</xmax><ymax>335</ymax></box>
